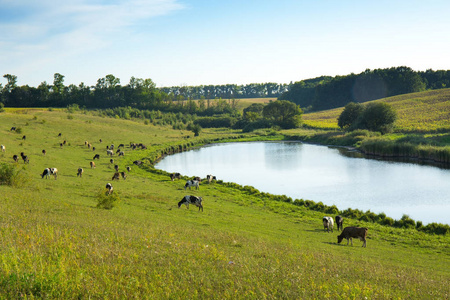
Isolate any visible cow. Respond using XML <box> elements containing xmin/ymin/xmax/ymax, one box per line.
<box><xmin>41</xmin><ymin>168</ymin><xmax>51</xmax><ymax>179</ymax></box>
<box><xmin>90</xmin><ymin>161</ymin><xmax>96</xmax><ymax>168</ymax></box>
<box><xmin>1</xmin><ymin>145</ymin><xmax>5</xmax><ymax>152</ymax></box>
<box><xmin>184</xmin><ymin>180</ymin><xmax>199</xmax><ymax>190</ymax></box>
<box><xmin>335</xmin><ymin>215</ymin><xmax>344</xmax><ymax>231</ymax></box>
<box><xmin>10</xmin><ymin>127</ymin><xmax>16</xmax><ymax>131</ymax></box>
<box><xmin>170</xmin><ymin>172</ymin><xmax>181</xmax><ymax>181</ymax></box>
<box><xmin>206</xmin><ymin>174</ymin><xmax>216</xmax><ymax>183</ymax></box>
<box><xmin>13</xmin><ymin>154</ymin><xmax>19</xmax><ymax>162</ymax></box>
<box><xmin>337</xmin><ymin>227</ymin><xmax>368</xmax><ymax>247</ymax></box>
<box><xmin>58</xmin><ymin>133</ymin><xmax>62</xmax><ymax>137</ymax></box>
<box><xmin>42</xmin><ymin>168</ymin><xmax>57</xmax><ymax>179</ymax></box>
<box><xmin>178</xmin><ymin>195</ymin><xmax>203</xmax><ymax>212</ymax></box>
<box><xmin>42</xmin><ymin>149</ymin><xmax>46</xmax><ymax>155</ymax></box>
<box><xmin>77</xmin><ymin>167</ymin><xmax>83</xmax><ymax>177</ymax></box>
<box><xmin>93</xmin><ymin>154</ymin><xmax>100</xmax><ymax>160</ymax></box>
<box><xmin>120</xmin><ymin>172</ymin><xmax>127</xmax><ymax>180</ymax></box>
<box><xmin>20</xmin><ymin>152</ymin><xmax>29</xmax><ymax>164</ymax></box>
<box><xmin>126</xmin><ymin>166</ymin><xmax>131</xmax><ymax>172</ymax></box>
<box><xmin>49</xmin><ymin>168</ymin><xmax>58</xmax><ymax>179</ymax></box>
<box><xmin>133</xmin><ymin>160</ymin><xmax>142</xmax><ymax>166</ymax></box>
<box><xmin>106</xmin><ymin>183</ymin><xmax>113</xmax><ymax>195</ymax></box>
<box><xmin>114</xmin><ymin>164</ymin><xmax>119</xmax><ymax>172</ymax></box>
<box><xmin>112</xmin><ymin>172</ymin><xmax>120</xmax><ymax>180</ymax></box>
<box><xmin>22</xmin><ymin>135</ymin><xmax>26</xmax><ymax>140</ymax></box>
<box><xmin>323</xmin><ymin>216</ymin><xmax>334</xmax><ymax>233</ymax></box>
<box><xmin>107</xmin><ymin>150</ymin><xmax>114</xmax><ymax>156</ymax></box>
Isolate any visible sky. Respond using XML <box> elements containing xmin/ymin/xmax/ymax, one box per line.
<box><xmin>1</xmin><ymin>0</ymin><xmax>450</xmax><ymax>88</ymax></box>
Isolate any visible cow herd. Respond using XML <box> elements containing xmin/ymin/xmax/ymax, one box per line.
<box><xmin>323</xmin><ymin>215</ymin><xmax>368</xmax><ymax>247</ymax></box>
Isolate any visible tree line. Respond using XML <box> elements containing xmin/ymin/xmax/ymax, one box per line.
<box><xmin>0</xmin><ymin>74</ymin><xmax>241</xmax><ymax>116</ymax></box>
<box><xmin>278</xmin><ymin>67</ymin><xmax>450</xmax><ymax>111</ymax></box>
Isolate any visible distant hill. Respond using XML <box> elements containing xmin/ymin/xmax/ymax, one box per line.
<box><xmin>303</xmin><ymin>88</ymin><xmax>450</xmax><ymax>132</ymax></box>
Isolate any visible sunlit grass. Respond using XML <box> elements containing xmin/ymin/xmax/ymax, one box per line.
<box><xmin>0</xmin><ymin>109</ymin><xmax>448</xmax><ymax>298</ymax></box>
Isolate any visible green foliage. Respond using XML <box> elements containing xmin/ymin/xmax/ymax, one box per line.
<box><xmin>0</xmin><ymin>163</ymin><xmax>26</xmax><ymax>187</ymax></box>
<box><xmin>338</xmin><ymin>102</ymin><xmax>364</xmax><ymax>129</ymax></box>
<box><xmin>262</xmin><ymin>100</ymin><xmax>303</xmax><ymax>129</ymax></box>
<box><xmin>360</xmin><ymin>102</ymin><xmax>397</xmax><ymax>133</ymax></box>
<box><xmin>337</xmin><ymin>102</ymin><xmax>397</xmax><ymax>134</ymax></box>
<box><xmin>96</xmin><ymin>189</ymin><xmax>121</xmax><ymax>210</ymax></box>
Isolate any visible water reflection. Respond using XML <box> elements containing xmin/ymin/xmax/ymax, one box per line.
<box><xmin>155</xmin><ymin>142</ymin><xmax>450</xmax><ymax>225</ymax></box>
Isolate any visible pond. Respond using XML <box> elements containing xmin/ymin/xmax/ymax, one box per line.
<box><xmin>155</xmin><ymin>141</ymin><xmax>450</xmax><ymax>225</ymax></box>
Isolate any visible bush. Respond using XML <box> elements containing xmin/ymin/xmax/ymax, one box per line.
<box><xmin>0</xmin><ymin>163</ymin><xmax>27</xmax><ymax>187</ymax></box>
<box><xmin>96</xmin><ymin>189</ymin><xmax>121</xmax><ymax>209</ymax></box>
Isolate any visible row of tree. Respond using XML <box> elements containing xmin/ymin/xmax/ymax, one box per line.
<box><xmin>278</xmin><ymin>67</ymin><xmax>450</xmax><ymax>111</ymax></box>
<box><xmin>0</xmin><ymin>74</ymin><xmax>240</xmax><ymax>116</ymax></box>
<box><xmin>159</xmin><ymin>83</ymin><xmax>288</xmax><ymax>100</ymax></box>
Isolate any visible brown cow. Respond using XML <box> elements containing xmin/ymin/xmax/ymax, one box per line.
<box><xmin>337</xmin><ymin>227</ymin><xmax>368</xmax><ymax>247</ymax></box>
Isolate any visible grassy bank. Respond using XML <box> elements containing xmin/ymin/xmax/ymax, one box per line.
<box><xmin>0</xmin><ymin>109</ymin><xmax>449</xmax><ymax>298</ymax></box>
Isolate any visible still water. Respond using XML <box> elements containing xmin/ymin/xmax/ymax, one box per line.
<box><xmin>155</xmin><ymin>141</ymin><xmax>450</xmax><ymax>225</ymax></box>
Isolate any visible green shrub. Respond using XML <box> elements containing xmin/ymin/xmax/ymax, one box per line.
<box><xmin>0</xmin><ymin>163</ymin><xmax>27</xmax><ymax>187</ymax></box>
<box><xmin>96</xmin><ymin>189</ymin><xmax>121</xmax><ymax>210</ymax></box>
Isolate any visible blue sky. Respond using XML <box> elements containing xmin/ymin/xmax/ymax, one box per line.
<box><xmin>1</xmin><ymin>0</ymin><xmax>450</xmax><ymax>88</ymax></box>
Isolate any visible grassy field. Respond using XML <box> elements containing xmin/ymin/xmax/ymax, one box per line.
<box><xmin>302</xmin><ymin>88</ymin><xmax>450</xmax><ymax>132</ymax></box>
<box><xmin>0</xmin><ymin>109</ymin><xmax>449</xmax><ymax>299</ymax></box>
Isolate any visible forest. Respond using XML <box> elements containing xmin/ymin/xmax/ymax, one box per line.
<box><xmin>279</xmin><ymin>66</ymin><xmax>450</xmax><ymax>111</ymax></box>
<box><xmin>1</xmin><ymin>67</ymin><xmax>450</xmax><ymax>114</ymax></box>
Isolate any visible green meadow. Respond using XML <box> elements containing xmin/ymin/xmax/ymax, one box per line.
<box><xmin>0</xmin><ymin>108</ymin><xmax>449</xmax><ymax>299</ymax></box>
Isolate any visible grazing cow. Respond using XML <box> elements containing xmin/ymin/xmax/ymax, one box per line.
<box><xmin>206</xmin><ymin>174</ymin><xmax>216</xmax><ymax>183</ymax></box>
<box><xmin>42</xmin><ymin>149</ymin><xmax>46</xmax><ymax>155</ymax></box>
<box><xmin>126</xmin><ymin>166</ymin><xmax>131</xmax><ymax>172</ymax></box>
<box><xmin>85</xmin><ymin>141</ymin><xmax>88</xmax><ymax>146</ymax></box>
<box><xmin>120</xmin><ymin>172</ymin><xmax>127</xmax><ymax>180</ymax></box>
<box><xmin>133</xmin><ymin>160</ymin><xmax>142</xmax><ymax>166</ymax></box>
<box><xmin>63</xmin><ymin>140</ymin><xmax>67</xmax><ymax>145</ymax></box>
<box><xmin>323</xmin><ymin>216</ymin><xmax>334</xmax><ymax>233</ymax></box>
<box><xmin>41</xmin><ymin>168</ymin><xmax>51</xmax><ymax>179</ymax></box>
<box><xmin>93</xmin><ymin>154</ymin><xmax>100</xmax><ymax>160</ymax></box>
<box><xmin>112</xmin><ymin>172</ymin><xmax>120</xmax><ymax>180</ymax></box>
<box><xmin>77</xmin><ymin>167</ymin><xmax>83</xmax><ymax>177</ymax></box>
<box><xmin>170</xmin><ymin>172</ymin><xmax>181</xmax><ymax>181</ymax></box>
<box><xmin>90</xmin><ymin>161</ymin><xmax>96</xmax><ymax>168</ymax></box>
<box><xmin>335</xmin><ymin>215</ymin><xmax>344</xmax><ymax>231</ymax></box>
<box><xmin>337</xmin><ymin>227</ymin><xmax>368</xmax><ymax>247</ymax></box>
<box><xmin>13</xmin><ymin>154</ymin><xmax>19</xmax><ymax>162</ymax></box>
<box><xmin>118</xmin><ymin>151</ymin><xmax>124</xmax><ymax>157</ymax></box>
<box><xmin>1</xmin><ymin>145</ymin><xmax>5</xmax><ymax>152</ymax></box>
<box><xmin>92</xmin><ymin>147</ymin><xmax>96</xmax><ymax>151</ymax></box>
<box><xmin>184</xmin><ymin>180</ymin><xmax>199</xmax><ymax>190</ymax></box>
<box><xmin>21</xmin><ymin>153</ymin><xmax>29</xmax><ymax>164</ymax></box>
<box><xmin>49</xmin><ymin>168</ymin><xmax>58</xmax><ymax>179</ymax></box>
<box><xmin>114</xmin><ymin>164</ymin><xmax>119</xmax><ymax>172</ymax></box>
<box><xmin>193</xmin><ymin>176</ymin><xmax>201</xmax><ymax>182</ymax></box>
<box><xmin>178</xmin><ymin>195</ymin><xmax>203</xmax><ymax>212</ymax></box>
<box><xmin>107</xmin><ymin>150</ymin><xmax>114</xmax><ymax>156</ymax></box>
<box><xmin>22</xmin><ymin>135</ymin><xmax>26</xmax><ymax>140</ymax></box>
<box><xmin>99</xmin><ymin>139</ymin><xmax>102</xmax><ymax>143</ymax></box>
<box><xmin>118</xmin><ymin>144</ymin><xmax>124</xmax><ymax>148</ymax></box>
<box><xmin>105</xmin><ymin>183</ymin><xmax>113</xmax><ymax>195</ymax></box>
<box><xmin>110</xmin><ymin>158</ymin><xmax>114</xmax><ymax>164</ymax></box>
<box><xmin>10</xmin><ymin>127</ymin><xmax>16</xmax><ymax>131</ymax></box>
<box><xmin>42</xmin><ymin>168</ymin><xmax>57</xmax><ymax>179</ymax></box>
<box><xmin>60</xmin><ymin>143</ymin><xmax>63</xmax><ymax>148</ymax></box>
<box><xmin>58</xmin><ymin>133</ymin><xmax>62</xmax><ymax>137</ymax></box>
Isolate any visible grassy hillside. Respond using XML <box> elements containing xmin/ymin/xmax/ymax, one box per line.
<box><xmin>0</xmin><ymin>109</ymin><xmax>449</xmax><ymax>298</ymax></box>
<box><xmin>302</xmin><ymin>88</ymin><xmax>450</xmax><ymax>132</ymax></box>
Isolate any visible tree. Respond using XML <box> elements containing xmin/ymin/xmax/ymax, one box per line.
<box><xmin>359</xmin><ymin>102</ymin><xmax>397</xmax><ymax>133</ymax></box>
<box><xmin>262</xmin><ymin>100</ymin><xmax>303</xmax><ymax>129</ymax></box>
<box><xmin>338</xmin><ymin>102</ymin><xmax>364</xmax><ymax>130</ymax></box>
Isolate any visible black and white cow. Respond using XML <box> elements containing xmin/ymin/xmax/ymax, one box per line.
<box><xmin>184</xmin><ymin>180</ymin><xmax>199</xmax><ymax>190</ymax></box>
<box><xmin>106</xmin><ymin>183</ymin><xmax>113</xmax><ymax>195</ymax></box>
<box><xmin>178</xmin><ymin>195</ymin><xmax>203</xmax><ymax>211</ymax></box>
<box><xmin>170</xmin><ymin>172</ymin><xmax>181</xmax><ymax>181</ymax></box>
<box><xmin>323</xmin><ymin>216</ymin><xmax>334</xmax><ymax>233</ymax></box>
